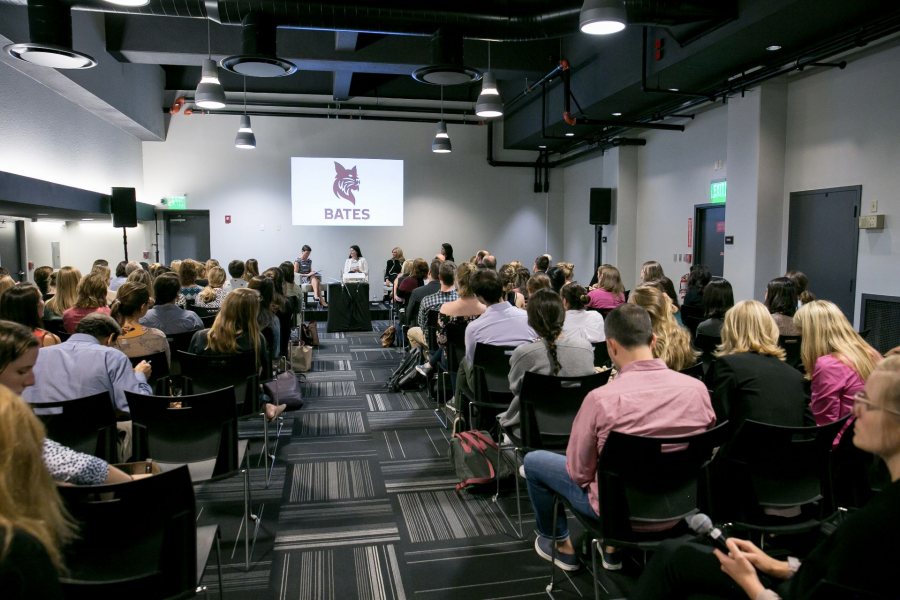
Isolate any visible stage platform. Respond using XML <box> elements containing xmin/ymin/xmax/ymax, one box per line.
<box><xmin>300</xmin><ymin>301</ymin><xmax>392</xmax><ymax>323</ymax></box>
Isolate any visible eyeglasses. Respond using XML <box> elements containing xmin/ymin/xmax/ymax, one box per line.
<box><xmin>853</xmin><ymin>391</ymin><xmax>900</xmax><ymax>417</ymax></box>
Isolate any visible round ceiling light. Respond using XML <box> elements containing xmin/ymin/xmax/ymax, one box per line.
<box><xmin>412</xmin><ymin>64</ymin><xmax>482</xmax><ymax>86</ymax></box>
<box><xmin>5</xmin><ymin>42</ymin><xmax>96</xmax><ymax>69</ymax></box>
<box><xmin>221</xmin><ymin>55</ymin><xmax>297</xmax><ymax>78</ymax></box>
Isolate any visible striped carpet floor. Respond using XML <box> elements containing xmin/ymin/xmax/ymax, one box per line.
<box><xmin>198</xmin><ymin>321</ymin><xmax>635</xmax><ymax>599</ymax></box>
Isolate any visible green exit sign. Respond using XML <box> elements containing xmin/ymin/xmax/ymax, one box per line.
<box><xmin>710</xmin><ymin>180</ymin><xmax>726</xmax><ymax>204</ymax></box>
<box><xmin>164</xmin><ymin>196</ymin><xmax>187</xmax><ymax>210</ymax></box>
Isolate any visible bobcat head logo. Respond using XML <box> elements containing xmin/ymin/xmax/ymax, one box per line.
<box><xmin>332</xmin><ymin>162</ymin><xmax>360</xmax><ymax>204</ymax></box>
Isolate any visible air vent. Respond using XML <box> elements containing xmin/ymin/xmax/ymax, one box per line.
<box><xmin>860</xmin><ymin>294</ymin><xmax>900</xmax><ymax>355</ymax></box>
<box><xmin>221</xmin><ymin>13</ymin><xmax>296</xmax><ymax>78</ymax></box>
<box><xmin>411</xmin><ymin>30</ymin><xmax>481</xmax><ymax>86</ymax></box>
<box><xmin>4</xmin><ymin>0</ymin><xmax>96</xmax><ymax>69</ymax></box>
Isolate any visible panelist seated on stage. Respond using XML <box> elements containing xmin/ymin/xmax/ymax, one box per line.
<box><xmin>343</xmin><ymin>245</ymin><xmax>369</xmax><ymax>283</ymax></box>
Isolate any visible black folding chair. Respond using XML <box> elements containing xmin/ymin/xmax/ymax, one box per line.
<box><xmin>679</xmin><ymin>362</ymin><xmax>705</xmax><ymax>380</ymax></box>
<box><xmin>128</xmin><ymin>350</ymin><xmax>170</xmax><ymax>391</ymax></box>
<box><xmin>467</xmin><ymin>343</ymin><xmax>516</xmax><ymax>432</ymax></box>
<box><xmin>58</xmin><ymin>465</ymin><xmax>223</xmax><ymax>599</ymax></box>
<box><xmin>167</xmin><ymin>329</ymin><xmax>200</xmax><ymax>376</ymax></box>
<box><xmin>779</xmin><ymin>334</ymin><xmax>803</xmax><ymax>372</ymax></box>
<box><xmin>30</xmin><ymin>391</ymin><xmax>118</xmax><ymax>462</ymax></box>
<box><xmin>592</xmin><ymin>341</ymin><xmax>611</xmax><ymax>369</ymax></box>
<box><xmin>424</xmin><ymin>310</ymin><xmax>447</xmax><ymax>426</ymax></box>
<box><xmin>495</xmin><ymin>370</ymin><xmax>610</xmax><ymax>537</ymax></box>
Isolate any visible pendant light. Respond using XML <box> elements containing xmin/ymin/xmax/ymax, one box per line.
<box><xmin>195</xmin><ymin>18</ymin><xmax>226</xmax><ymax>109</ymax></box>
<box><xmin>475</xmin><ymin>42</ymin><xmax>503</xmax><ymax>119</ymax></box>
<box><xmin>234</xmin><ymin>78</ymin><xmax>256</xmax><ymax>149</ymax></box>
<box><xmin>432</xmin><ymin>86</ymin><xmax>452</xmax><ymax>154</ymax></box>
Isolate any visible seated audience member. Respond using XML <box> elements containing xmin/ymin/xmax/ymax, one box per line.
<box><xmin>188</xmin><ymin>287</ymin><xmax>285</xmax><ymax>421</ymax></box>
<box><xmin>473</xmin><ymin>250</ymin><xmax>489</xmax><ymax>267</ymax></box>
<box><xmin>498</xmin><ymin>264</ymin><xmax>525</xmax><ymax>308</ymax></box>
<box><xmin>91</xmin><ymin>264</ymin><xmax>117</xmax><ymax>305</ymax></box>
<box><xmin>343</xmin><ymin>245</ymin><xmax>369</xmax><ymax>281</ymax></box>
<box><xmin>294</xmin><ymin>245</ymin><xmax>327</xmax><ymax>307</ymax></box>
<box><xmin>43</xmin><ymin>266</ymin><xmax>80</xmax><ymax>321</ymax></box>
<box><xmin>683</xmin><ymin>264</ymin><xmax>712</xmax><ymax>311</ymax></box>
<box><xmin>405</xmin><ymin>260</ymin><xmax>441</xmax><ymax>337</ymax></box>
<box><xmin>248</xmin><ymin>276</ymin><xmax>280</xmax><ymax>360</ymax></box>
<box><xmin>640</xmin><ymin>260</ymin><xmax>681</xmax><ymax>319</ymax></box>
<box><xmin>481</xmin><ymin>255</ymin><xmax>497</xmax><ymax>270</ymax></box>
<box><xmin>0</xmin><ymin>283</ymin><xmax>60</xmax><ymax>347</ymax></box>
<box><xmin>280</xmin><ymin>261</ymin><xmax>300</xmax><ymax>316</ymax></box>
<box><xmin>263</xmin><ymin>267</ymin><xmax>292</xmax><ymax>358</ymax></box>
<box><xmin>440</xmin><ymin>243</ymin><xmax>455</xmax><ymax>263</ymax></box>
<box><xmin>557</xmin><ymin>262</ymin><xmax>575</xmax><ymax>285</ymax></box>
<box><xmin>125</xmin><ymin>267</ymin><xmax>153</xmax><ymax>300</ymax></box>
<box><xmin>499</xmin><ymin>288</ymin><xmax>594</xmax><ymax>433</ymax></box>
<box><xmin>384</xmin><ymin>247</ymin><xmax>405</xmax><ymax>287</ymax></box>
<box><xmin>176</xmin><ymin>259</ymin><xmax>202</xmax><ymax>307</ymax></box>
<box><xmin>223</xmin><ymin>259</ymin><xmax>248</xmax><ymax>293</ymax></box>
<box><xmin>587</xmin><ymin>264</ymin><xmax>626</xmax><ymax>310</ymax></box>
<box><xmin>629</xmin><ymin>285</ymin><xmax>698</xmax><ymax>371</ymax></box>
<box><xmin>696</xmin><ymin>279</ymin><xmax>734</xmax><ymax>339</ymax></box>
<box><xmin>0</xmin><ymin>385</ymin><xmax>74</xmax><ymax>599</ymax></box>
<box><xmin>764</xmin><ymin>276</ymin><xmax>801</xmax><ymax>336</ymax></box>
<box><xmin>794</xmin><ymin>300</ymin><xmax>881</xmax><ymax>445</ymax></box>
<box><xmin>0</xmin><ymin>276</ymin><xmax>14</xmax><ymax>296</ymax></box>
<box><xmin>0</xmin><ymin>321</ymin><xmax>131</xmax><ymax>485</ymax></box>
<box><xmin>514</xmin><ymin>267</ymin><xmax>531</xmax><ymax>297</ymax></box>
<box><xmin>436</xmin><ymin>262</ymin><xmax>486</xmax><ymax>359</ymax></box>
<box><xmin>244</xmin><ymin>258</ymin><xmax>260</xmax><ymax>281</ymax></box>
<box><xmin>33</xmin><ymin>265</ymin><xmax>54</xmax><ymax>301</ymax></box>
<box><xmin>140</xmin><ymin>273</ymin><xmax>203</xmax><ymax>335</ymax></box>
<box><xmin>523</xmin><ymin>304</ymin><xmax>715</xmax><ymax>571</ymax></box>
<box><xmin>456</xmin><ymin>269</ymin><xmax>536</xmax><ymax>406</ymax></box>
<box><xmin>412</xmin><ymin>262</ymin><xmax>458</xmax><ymax>375</ymax></box>
<box><xmin>392</xmin><ymin>259</ymin><xmax>413</xmax><ymax>303</ymax></box>
<box><xmin>111</xmin><ymin>282</ymin><xmax>170</xmax><ymax>366</ymax></box>
<box><xmin>125</xmin><ymin>260</ymin><xmax>143</xmax><ymax>277</ymax></box>
<box><xmin>631</xmin><ymin>355</ymin><xmax>900</xmax><ymax>600</ymax></box>
<box><xmin>397</xmin><ymin>258</ymin><xmax>428</xmax><ymax>302</ymax></box>
<box><xmin>525</xmin><ymin>272</ymin><xmax>552</xmax><ymax>307</ymax></box>
<box><xmin>545</xmin><ymin>265</ymin><xmax>566</xmax><ymax>293</ymax></box>
<box><xmin>62</xmin><ymin>273</ymin><xmax>110</xmax><ymax>334</ymax></box>
<box><xmin>710</xmin><ymin>300</ymin><xmax>811</xmax><ymax>427</ymax></box>
<box><xmin>785</xmin><ymin>270</ymin><xmax>815</xmax><ymax>306</ymax></box>
<box><xmin>195</xmin><ymin>266</ymin><xmax>227</xmax><ymax>310</ymax></box>
<box><xmin>533</xmin><ymin>254</ymin><xmax>551</xmax><ymax>274</ymax></box>
<box><xmin>109</xmin><ymin>260</ymin><xmax>128</xmax><ymax>292</ymax></box>
<box><xmin>561</xmin><ymin>283</ymin><xmax>605</xmax><ymax>343</ymax></box>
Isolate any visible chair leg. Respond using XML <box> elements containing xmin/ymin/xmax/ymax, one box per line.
<box><xmin>215</xmin><ymin>528</ymin><xmax>224</xmax><ymax>600</ymax></box>
<box><xmin>492</xmin><ymin>436</ymin><xmax>523</xmax><ymax>538</ymax></box>
<box><xmin>547</xmin><ymin>498</ymin><xmax>561</xmax><ymax>592</ymax></box>
<box><xmin>243</xmin><ymin>466</ymin><xmax>251</xmax><ymax>570</ymax></box>
<box><xmin>591</xmin><ymin>538</ymin><xmax>601</xmax><ymax>600</ymax></box>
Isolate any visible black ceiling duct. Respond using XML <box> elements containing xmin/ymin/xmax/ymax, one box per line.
<box><xmin>4</xmin><ymin>0</ymin><xmax>96</xmax><ymax>69</ymax></box>
<box><xmin>220</xmin><ymin>13</ymin><xmax>297</xmax><ymax>77</ymax></box>
<box><xmin>411</xmin><ymin>29</ymin><xmax>482</xmax><ymax>86</ymax></box>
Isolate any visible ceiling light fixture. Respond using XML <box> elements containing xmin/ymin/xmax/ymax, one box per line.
<box><xmin>475</xmin><ymin>42</ymin><xmax>503</xmax><ymax>119</ymax></box>
<box><xmin>221</xmin><ymin>13</ymin><xmax>297</xmax><ymax>77</ymax></box>
<box><xmin>432</xmin><ymin>86</ymin><xmax>452</xmax><ymax>154</ymax></box>
<box><xmin>565</xmin><ymin>132</ymin><xmax>575</xmax><ymax>137</ymax></box>
<box><xmin>612</xmin><ymin>112</ymin><xmax>622</xmax><ymax>116</ymax></box>
<box><xmin>195</xmin><ymin>18</ymin><xmax>226</xmax><ymax>109</ymax></box>
<box><xmin>4</xmin><ymin>0</ymin><xmax>96</xmax><ymax>69</ymax></box>
<box><xmin>766</xmin><ymin>45</ymin><xmax>782</xmax><ymax>52</ymax></box>
<box><xmin>579</xmin><ymin>0</ymin><xmax>627</xmax><ymax>35</ymax></box>
<box><xmin>101</xmin><ymin>0</ymin><xmax>149</xmax><ymax>7</ymax></box>
<box><xmin>235</xmin><ymin>78</ymin><xmax>256</xmax><ymax>149</ymax></box>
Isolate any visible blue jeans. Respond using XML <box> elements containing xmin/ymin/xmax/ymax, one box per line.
<box><xmin>524</xmin><ymin>450</ymin><xmax>597</xmax><ymax>541</ymax></box>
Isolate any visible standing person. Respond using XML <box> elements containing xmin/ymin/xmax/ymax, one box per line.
<box><xmin>343</xmin><ymin>245</ymin><xmax>368</xmax><ymax>281</ymax></box>
<box><xmin>384</xmin><ymin>247</ymin><xmax>405</xmax><ymax>286</ymax></box>
<box><xmin>561</xmin><ymin>282</ymin><xmax>605</xmax><ymax>343</ymax></box>
<box><xmin>110</xmin><ymin>282</ymin><xmax>170</xmax><ymax>366</ymax></box>
<box><xmin>0</xmin><ymin>284</ymin><xmax>60</xmax><ymax>347</ymax></box>
<box><xmin>43</xmin><ymin>266</ymin><xmax>80</xmax><ymax>321</ymax></box>
<box><xmin>440</xmin><ymin>243</ymin><xmax>455</xmax><ymax>263</ymax></box>
<box><xmin>523</xmin><ymin>304</ymin><xmax>714</xmax><ymax>571</ymax></box>
<box><xmin>794</xmin><ymin>300</ymin><xmax>881</xmax><ymax>445</ymax></box>
<box><xmin>294</xmin><ymin>245</ymin><xmax>327</xmax><ymax>307</ymax></box>
<box><xmin>62</xmin><ymin>273</ymin><xmax>110</xmax><ymax>334</ymax></box>
<box><xmin>587</xmin><ymin>265</ymin><xmax>626</xmax><ymax>310</ymax></box>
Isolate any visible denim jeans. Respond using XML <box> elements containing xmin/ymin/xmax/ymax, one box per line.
<box><xmin>524</xmin><ymin>450</ymin><xmax>597</xmax><ymax>541</ymax></box>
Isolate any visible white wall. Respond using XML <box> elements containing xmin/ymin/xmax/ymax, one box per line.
<box><xmin>562</xmin><ymin>156</ymin><xmax>602</xmax><ymax>285</ymax></box>
<box><xmin>142</xmin><ymin>115</ymin><xmax>561</xmax><ymax>297</ymax></box>
<box><xmin>25</xmin><ymin>220</ymin><xmax>155</xmax><ymax>276</ymax></box>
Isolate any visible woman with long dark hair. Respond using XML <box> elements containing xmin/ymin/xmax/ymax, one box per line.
<box><xmin>248</xmin><ymin>276</ymin><xmax>280</xmax><ymax>360</ymax></box>
<box><xmin>764</xmin><ymin>276</ymin><xmax>800</xmax><ymax>336</ymax></box>
<box><xmin>696</xmin><ymin>279</ymin><xmax>734</xmax><ymax>338</ymax></box>
<box><xmin>0</xmin><ymin>284</ymin><xmax>60</xmax><ymax>347</ymax></box>
<box><xmin>561</xmin><ymin>282</ymin><xmax>605</xmax><ymax>343</ymax></box>
<box><xmin>498</xmin><ymin>288</ymin><xmax>594</xmax><ymax>434</ymax></box>
<box><xmin>343</xmin><ymin>245</ymin><xmax>368</xmax><ymax>281</ymax></box>
<box><xmin>111</xmin><ymin>282</ymin><xmax>169</xmax><ymax>364</ymax></box>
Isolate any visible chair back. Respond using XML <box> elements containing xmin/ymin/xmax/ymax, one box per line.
<box><xmin>128</xmin><ymin>350</ymin><xmax>170</xmax><ymax>387</ymax></box>
<box><xmin>31</xmin><ymin>392</ymin><xmax>117</xmax><ymax>462</ymax></box>
<box><xmin>717</xmin><ymin>416</ymin><xmax>848</xmax><ymax>522</ymax></box>
<box><xmin>176</xmin><ymin>350</ymin><xmax>259</xmax><ymax>416</ymax></box>
<box><xmin>472</xmin><ymin>343</ymin><xmax>516</xmax><ymax>394</ymax></box>
<box><xmin>778</xmin><ymin>334</ymin><xmax>803</xmax><ymax>371</ymax></box>
<box><xmin>127</xmin><ymin>387</ymin><xmax>240</xmax><ymax>480</ymax></box>
<box><xmin>443</xmin><ymin>318</ymin><xmax>469</xmax><ymax>373</ymax></box>
<box><xmin>519</xmin><ymin>371</ymin><xmax>610</xmax><ymax>450</ymax></box>
<box><xmin>44</xmin><ymin>318</ymin><xmax>70</xmax><ymax>341</ymax></box>
<box><xmin>425</xmin><ymin>309</ymin><xmax>440</xmax><ymax>350</ymax></box>
<box><xmin>592</xmin><ymin>341</ymin><xmax>611</xmax><ymax>368</ymax></box>
<box><xmin>597</xmin><ymin>422</ymin><xmax>731</xmax><ymax>545</ymax></box>
<box><xmin>694</xmin><ymin>333</ymin><xmax>720</xmax><ymax>357</ymax></box>
<box><xmin>58</xmin><ymin>465</ymin><xmax>197</xmax><ymax>599</ymax></box>
<box><xmin>679</xmin><ymin>362</ymin><xmax>705</xmax><ymax>380</ymax></box>
<box><xmin>680</xmin><ymin>304</ymin><xmax>705</xmax><ymax>337</ymax></box>
<box><xmin>167</xmin><ymin>330</ymin><xmax>199</xmax><ymax>376</ymax></box>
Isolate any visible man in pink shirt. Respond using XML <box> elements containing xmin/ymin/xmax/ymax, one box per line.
<box><xmin>523</xmin><ymin>304</ymin><xmax>715</xmax><ymax>572</ymax></box>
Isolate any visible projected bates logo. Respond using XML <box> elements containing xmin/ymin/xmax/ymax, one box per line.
<box><xmin>326</xmin><ymin>162</ymin><xmax>369</xmax><ymax>221</ymax></box>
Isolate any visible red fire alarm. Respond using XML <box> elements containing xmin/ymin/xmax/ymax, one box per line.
<box><xmin>225</xmin><ymin>215</ymin><xmax>231</xmax><ymax>224</ymax></box>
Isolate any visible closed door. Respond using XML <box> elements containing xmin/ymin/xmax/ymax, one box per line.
<box><xmin>164</xmin><ymin>211</ymin><xmax>210</xmax><ymax>263</ymax></box>
<box><xmin>695</xmin><ymin>205</ymin><xmax>726</xmax><ymax>277</ymax></box>
<box><xmin>787</xmin><ymin>186</ymin><xmax>860</xmax><ymax>320</ymax></box>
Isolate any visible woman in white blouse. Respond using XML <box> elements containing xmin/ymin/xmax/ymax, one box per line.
<box><xmin>343</xmin><ymin>245</ymin><xmax>369</xmax><ymax>282</ymax></box>
<box><xmin>561</xmin><ymin>282</ymin><xmax>605</xmax><ymax>343</ymax></box>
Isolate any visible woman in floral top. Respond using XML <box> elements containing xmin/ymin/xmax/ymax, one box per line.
<box><xmin>195</xmin><ymin>266</ymin><xmax>227</xmax><ymax>310</ymax></box>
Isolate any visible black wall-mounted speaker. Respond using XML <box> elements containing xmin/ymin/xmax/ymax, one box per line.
<box><xmin>589</xmin><ymin>188</ymin><xmax>613</xmax><ymax>225</ymax></box>
<box><xmin>111</xmin><ymin>187</ymin><xmax>137</xmax><ymax>228</ymax></box>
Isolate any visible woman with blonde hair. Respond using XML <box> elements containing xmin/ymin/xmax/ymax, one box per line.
<box><xmin>43</xmin><ymin>266</ymin><xmax>81</xmax><ymax>320</ymax></box>
<box><xmin>126</xmin><ymin>267</ymin><xmax>154</xmax><ymax>301</ymax></box>
<box><xmin>556</xmin><ymin>262</ymin><xmax>575</xmax><ymax>284</ymax></box>
<box><xmin>499</xmin><ymin>263</ymin><xmax>525</xmax><ymax>308</ymax></box>
<box><xmin>628</xmin><ymin>285</ymin><xmax>697</xmax><ymax>371</ymax></box>
<box><xmin>587</xmin><ymin>264</ymin><xmax>626</xmax><ymax>310</ymax></box>
<box><xmin>188</xmin><ymin>287</ymin><xmax>284</xmax><ymax>420</ymax></box>
<box><xmin>111</xmin><ymin>282</ymin><xmax>169</xmax><ymax>365</ymax></box>
<box><xmin>195</xmin><ymin>266</ymin><xmax>227</xmax><ymax>310</ymax></box>
<box><xmin>62</xmin><ymin>273</ymin><xmax>110</xmax><ymax>333</ymax></box>
<box><xmin>392</xmin><ymin>259</ymin><xmax>414</xmax><ymax>303</ymax></box>
<box><xmin>794</xmin><ymin>300</ymin><xmax>881</xmax><ymax>440</ymax></box>
<box><xmin>710</xmin><ymin>300</ymin><xmax>810</xmax><ymax>427</ymax></box>
<box><xmin>437</xmin><ymin>262</ymin><xmax>487</xmax><ymax>348</ymax></box>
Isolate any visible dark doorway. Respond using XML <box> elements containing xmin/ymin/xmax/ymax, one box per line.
<box><xmin>787</xmin><ymin>186</ymin><xmax>861</xmax><ymax>320</ymax></box>
<box><xmin>164</xmin><ymin>211</ymin><xmax>211</xmax><ymax>263</ymax></box>
<box><xmin>0</xmin><ymin>220</ymin><xmax>26</xmax><ymax>281</ymax></box>
<box><xmin>694</xmin><ymin>204</ymin><xmax>726</xmax><ymax>277</ymax></box>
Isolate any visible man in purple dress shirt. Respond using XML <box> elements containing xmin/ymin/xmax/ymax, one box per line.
<box><xmin>523</xmin><ymin>304</ymin><xmax>715</xmax><ymax>572</ymax></box>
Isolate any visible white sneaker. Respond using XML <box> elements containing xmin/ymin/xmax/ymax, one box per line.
<box><xmin>518</xmin><ymin>464</ymin><xmax>526</xmax><ymax>479</ymax></box>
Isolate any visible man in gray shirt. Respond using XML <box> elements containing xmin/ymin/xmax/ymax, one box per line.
<box><xmin>141</xmin><ymin>273</ymin><xmax>203</xmax><ymax>335</ymax></box>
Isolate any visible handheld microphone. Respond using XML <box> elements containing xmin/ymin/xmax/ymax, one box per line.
<box><xmin>685</xmin><ymin>513</ymin><xmax>730</xmax><ymax>554</ymax></box>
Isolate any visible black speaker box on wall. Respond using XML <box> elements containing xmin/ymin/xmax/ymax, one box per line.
<box><xmin>111</xmin><ymin>187</ymin><xmax>137</xmax><ymax>228</ymax></box>
<box><xmin>589</xmin><ymin>188</ymin><xmax>613</xmax><ymax>225</ymax></box>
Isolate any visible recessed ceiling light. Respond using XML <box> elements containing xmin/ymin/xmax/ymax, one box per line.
<box><xmin>611</xmin><ymin>112</ymin><xmax>622</xmax><ymax>116</ymax></box>
<box><xmin>538</xmin><ymin>144</ymin><xmax>547</xmax><ymax>149</ymax></box>
<box><xmin>668</xmin><ymin>88</ymin><xmax>680</xmax><ymax>92</ymax></box>
<box><xmin>565</xmin><ymin>132</ymin><xmax>575</xmax><ymax>137</ymax></box>
<box><xmin>37</xmin><ymin>213</ymin><xmax>48</xmax><ymax>216</ymax></box>
<box><xmin>766</xmin><ymin>45</ymin><xmax>782</xmax><ymax>52</ymax></box>
<box><xmin>81</xmin><ymin>218</ymin><xmax>94</xmax><ymax>221</ymax></box>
